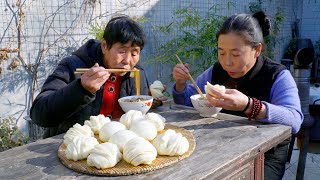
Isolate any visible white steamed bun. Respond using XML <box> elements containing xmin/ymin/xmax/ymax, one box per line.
<box><xmin>152</xmin><ymin>129</ymin><xmax>189</xmax><ymax>156</ymax></box>
<box><xmin>129</xmin><ymin>120</ymin><xmax>157</xmax><ymax>141</ymax></box>
<box><xmin>87</xmin><ymin>142</ymin><xmax>122</xmax><ymax>169</ymax></box>
<box><xmin>123</xmin><ymin>137</ymin><xmax>157</xmax><ymax>166</ymax></box>
<box><xmin>120</xmin><ymin>110</ymin><xmax>144</xmax><ymax>128</ymax></box>
<box><xmin>145</xmin><ymin>112</ymin><xmax>166</xmax><ymax>131</ymax></box>
<box><xmin>63</xmin><ymin>123</ymin><xmax>93</xmax><ymax>145</ymax></box>
<box><xmin>150</xmin><ymin>80</ymin><xmax>165</xmax><ymax>98</ymax></box>
<box><xmin>65</xmin><ymin>136</ymin><xmax>99</xmax><ymax>161</ymax></box>
<box><xmin>109</xmin><ymin>130</ymin><xmax>138</xmax><ymax>152</ymax></box>
<box><xmin>99</xmin><ymin>121</ymin><xmax>126</xmax><ymax>142</ymax></box>
<box><xmin>84</xmin><ymin>114</ymin><xmax>110</xmax><ymax>134</ymax></box>
<box><xmin>204</xmin><ymin>81</ymin><xmax>226</xmax><ymax>98</ymax></box>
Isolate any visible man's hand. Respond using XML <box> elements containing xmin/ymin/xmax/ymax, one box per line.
<box><xmin>80</xmin><ymin>63</ymin><xmax>110</xmax><ymax>94</ymax></box>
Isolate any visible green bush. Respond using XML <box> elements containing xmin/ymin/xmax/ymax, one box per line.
<box><xmin>249</xmin><ymin>2</ymin><xmax>284</xmax><ymax>60</ymax></box>
<box><xmin>151</xmin><ymin>4</ymin><xmax>229</xmax><ymax>78</ymax></box>
<box><xmin>0</xmin><ymin>117</ymin><xmax>29</xmax><ymax>152</ymax></box>
<box><xmin>87</xmin><ymin>16</ymin><xmax>148</xmax><ymax>41</ymax></box>
<box><xmin>87</xmin><ymin>22</ymin><xmax>106</xmax><ymax>40</ymax></box>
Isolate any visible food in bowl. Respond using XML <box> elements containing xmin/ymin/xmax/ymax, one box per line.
<box><xmin>123</xmin><ymin>97</ymin><xmax>150</xmax><ymax>102</ymax></box>
<box><xmin>190</xmin><ymin>94</ymin><xmax>222</xmax><ymax>117</ymax></box>
<box><xmin>118</xmin><ymin>95</ymin><xmax>153</xmax><ymax>114</ymax></box>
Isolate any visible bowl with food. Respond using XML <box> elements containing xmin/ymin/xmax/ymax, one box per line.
<box><xmin>190</xmin><ymin>94</ymin><xmax>222</xmax><ymax>117</ymax></box>
<box><xmin>118</xmin><ymin>95</ymin><xmax>153</xmax><ymax>114</ymax></box>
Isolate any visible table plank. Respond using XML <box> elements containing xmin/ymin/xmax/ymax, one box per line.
<box><xmin>0</xmin><ymin>104</ymin><xmax>291</xmax><ymax>179</ymax></box>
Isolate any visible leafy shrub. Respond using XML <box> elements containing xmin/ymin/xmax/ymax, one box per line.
<box><xmin>87</xmin><ymin>16</ymin><xmax>148</xmax><ymax>41</ymax></box>
<box><xmin>87</xmin><ymin>22</ymin><xmax>106</xmax><ymax>40</ymax></box>
<box><xmin>0</xmin><ymin>117</ymin><xmax>29</xmax><ymax>152</ymax></box>
<box><xmin>150</xmin><ymin>4</ymin><xmax>229</xmax><ymax>79</ymax></box>
<box><xmin>249</xmin><ymin>2</ymin><xmax>284</xmax><ymax>60</ymax></box>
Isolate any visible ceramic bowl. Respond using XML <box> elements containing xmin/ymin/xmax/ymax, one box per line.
<box><xmin>190</xmin><ymin>94</ymin><xmax>222</xmax><ymax>117</ymax></box>
<box><xmin>118</xmin><ymin>95</ymin><xmax>153</xmax><ymax>114</ymax></box>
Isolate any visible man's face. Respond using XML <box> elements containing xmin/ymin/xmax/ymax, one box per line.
<box><xmin>101</xmin><ymin>40</ymin><xmax>141</xmax><ymax>76</ymax></box>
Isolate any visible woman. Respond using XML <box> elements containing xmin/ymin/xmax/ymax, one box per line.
<box><xmin>172</xmin><ymin>12</ymin><xmax>303</xmax><ymax>180</ymax></box>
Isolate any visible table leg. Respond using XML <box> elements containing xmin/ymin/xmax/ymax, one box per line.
<box><xmin>254</xmin><ymin>153</ymin><xmax>264</xmax><ymax>180</ymax></box>
<box><xmin>296</xmin><ymin>127</ymin><xmax>310</xmax><ymax>180</ymax></box>
<box><xmin>287</xmin><ymin>134</ymin><xmax>296</xmax><ymax>163</ymax></box>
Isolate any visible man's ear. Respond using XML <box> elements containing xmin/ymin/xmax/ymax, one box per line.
<box><xmin>101</xmin><ymin>39</ymin><xmax>107</xmax><ymax>54</ymax></box>
<box><xmin>255</xmin><ymin>43</ymin><xmax>263</xmax><ymax>57</ymax></box>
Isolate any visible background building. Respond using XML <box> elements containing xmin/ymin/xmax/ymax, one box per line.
<box><xmin>0</xmin><ymin>0</ymin><xmax>319</xmax><ymax>135</ymax></box>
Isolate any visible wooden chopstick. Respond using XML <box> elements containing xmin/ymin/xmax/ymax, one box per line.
<box><xmin>175</xmin><ymin>54</ymin><xmax>205</xmax><ymax>99</ymax></box>
<box><xmin>74</xmin><ymin>68</ymin><xmax>138</xmax><ymax>74</ymax></box>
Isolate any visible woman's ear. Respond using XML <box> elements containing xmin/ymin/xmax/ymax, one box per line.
<box><xmin>255</xmin><ymin>43</ymin><xmax>263</xmax><ymax>57</ymax></box>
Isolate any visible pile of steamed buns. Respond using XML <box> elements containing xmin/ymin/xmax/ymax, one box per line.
<box><xmin>149</xmin><ymin>80</ymin><xmax>168</xmax><ymax>100</ymax></box>
<box><xmin>63</xmin><ymin>110</ymin><xmax>190</xmax><ymax>169</ymax></box>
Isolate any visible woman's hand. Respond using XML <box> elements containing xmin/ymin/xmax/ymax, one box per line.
<box><xmin>206</xmin><ymin>88</ymin><xmax>249</xmax><ymax>111</ymax></box>
<box><xmin>172</xmin><ymin>63</ymin><xmax>190</xmax><ymax>92</ymax></box>
<box><xmin>80</xmin><ymin>63</ymin><xmax>110</xmax><ymax>94</ymax></box>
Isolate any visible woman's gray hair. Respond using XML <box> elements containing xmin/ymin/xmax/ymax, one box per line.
<box><xmin>216</xmin><ymin>13</ymin><xmax>269</xmax><ymax>48</ymax></box>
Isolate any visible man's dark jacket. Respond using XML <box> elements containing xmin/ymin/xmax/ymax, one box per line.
<box><xmin>30</xmin><ymin>39</ymin><xmax>149</xmax><ymax>138</ymax></box>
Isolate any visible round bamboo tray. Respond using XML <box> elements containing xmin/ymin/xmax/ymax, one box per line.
<box><xmin>58</xmin><ymin>124</ymin><xmax>196</xmax><ymax>176</ymax></box>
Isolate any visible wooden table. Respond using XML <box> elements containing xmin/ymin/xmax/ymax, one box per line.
<box><xmin>0</xmin><ymin>103</ymin><xmax>291</xmax><ymax>180</ymax></box>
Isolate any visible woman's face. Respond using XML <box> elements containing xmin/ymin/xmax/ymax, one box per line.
<box><xmin>217</xmin><ymin>32</ymin><xmax>262</xmax><ymax>78</ymax></box>
<box><xmin>101</xmin><ymin>40</ymin><xmax>141</xmax><ymax>76</ymax></box>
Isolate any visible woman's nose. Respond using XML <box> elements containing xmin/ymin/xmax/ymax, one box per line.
<box><xmin>225</xmin><ymin>55</ymin><xmax>233</xmax><ymax>66</ymax></box>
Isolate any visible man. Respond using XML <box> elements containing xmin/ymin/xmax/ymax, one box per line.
<box><xmin>30</xmin><ymin>15</ymin><xmax>149</xmax><ymax>138</ymax></box>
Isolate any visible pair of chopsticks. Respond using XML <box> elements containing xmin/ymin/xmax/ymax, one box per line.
<box><xmin>74</xmin><ymin>67</ymin><xmax>140</xmax><ymax>95</ymax></box>
<box><xmin>175</xmin><ymin>55</ymin><xmax>205</xmax><ymax>99</ymax></box>
<box><xmin>74</xmin><ymin>68</ymin><xmax>139</xmax><ymax>78</ymax></box>
<box><xmin>74</xmin><ymin>68</ymin><xmax>136</xmax><ymax>74</ymax></box>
